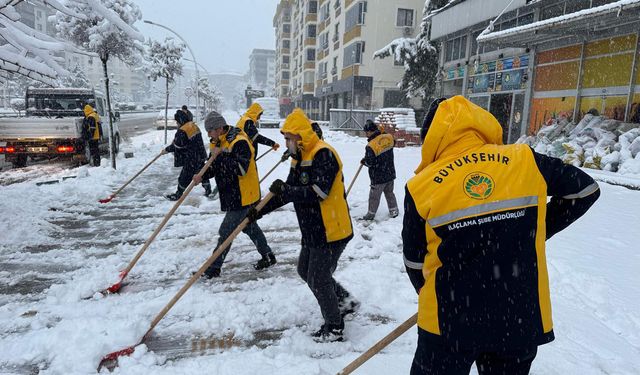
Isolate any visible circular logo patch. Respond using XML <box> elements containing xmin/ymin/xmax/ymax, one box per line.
<box><xmin>300</xmin><ymin>172</ymin><xmax>310</xmax><ymax>185</ymax></box>
<box><xmin>463</xmin><ymin>172</ymin><xmax>494</xmax><ymax>200</ymax></box>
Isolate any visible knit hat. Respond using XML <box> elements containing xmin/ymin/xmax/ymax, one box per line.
<box><xmin>363</xmin><ymin>119</ymin><xmax>378</xmax><ymax>132</ymax></box>
<box><xmin>204</xmin><ymin>111</ymin><xmax>227</xmax><ymax>131</ymax></box>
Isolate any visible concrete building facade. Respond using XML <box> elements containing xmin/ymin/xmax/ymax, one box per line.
<box><xmin>273</xmin><ymin>0</ymin><xmax>294</xmax><ymax>116</ymax></box>
<box><xmin>431</xmin><ymin>0</ymin><xmax>640</xmax><ymax>143</ymax></box>
<box><xmin>249</xmin><ymin>49</ymin><xmax>276</xmax><ymax>96</ymax></box>
<box><xmin>274</xmin><ymin>0</ymin><xmax>423</xmax><ymax>120</ymax></box>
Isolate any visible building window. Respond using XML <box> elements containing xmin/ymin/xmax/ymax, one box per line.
<box><xmin>308</xmin><ymin>0</ymin><xmax>318</xmax><ymax>14</ymax></box>
<box><xmin>334</xmin><ymin>0</ymin><xmax>341</xmax><ymax>9</ymax></box>
<box><xmin>396</xmin><ymin>8</ymin><xmax>414</xmax><ymax>27</ymax></box>
<box><xmin>282</xmin><ymin>71</ymin><xmax>290</xmax><ymax>79</ymax></box>
<box><xmin>345</xmin><ymin>1</ymin><xmax>367</xmax><ymax>32</ymax></box>
<box><xmin>320</xmin><ymin>2</ymin><xmax>330</xmax><ymax>21</ymax></box>
<box><xmin>283</xmin><ymin>56</ymin><xmax>290</xmax><ymax>64</ymax></box>
<box><xmin>37</xmin><ymin>24</ymin><xmax>43</xmax><ymax>31</ymax></box>
<box><xmin>445</xmin><ymin>35</ymin><xmax>467</xmax><ymax>62</ymax></box>
<box><xmin>320</xmin><ymin>32</ymin><xmax>329</xmax><ymax>50</ymax></box>
<box><xmin>333</xmin><ymin>22</ymin><xmax>340</xmax><ymax>42</ymax></box>
<box><xmin>36</xmin><ymin>10</ymin><xmax>42</xmax><ymax>19</ymax></box>
<box><xmin>283</xmin><ymin>40</ymin><xmax>290</xmax><ymax>49</ymax></box>
<box><xmin>343</xmin><ymin>42</ymin><xmax>364</xmax><ymax>67</ymax></box>
<box><xmin>307</xmin><ymin>24</ymin><xmax>317</xmax><ymax>38</ymax></box>
<box><xmin>306</xmin><ymin>48</ymin><xmax>316</xmax><ymax>62</ymax></box>
<box><xmin>283</xmin><ymin>24</ymin><xmax>291</xmax><ymax>33</ymax></box>
<box><xmin>332</xmin><ymin>56</ymin><xmax>338</xmax><ymax>74</ymax></box>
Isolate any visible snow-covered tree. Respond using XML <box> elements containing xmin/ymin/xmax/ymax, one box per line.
<box><xmin>56</xmin><ymin>0</ymin><xmax>144</xmax><ymax>169</ymax></box>
<box><xmin>0</xmin><ymin>0</ymin><xmax>86</xmax><ymax>85</ymax></box>
<box><xmin>146</xmin><ymin>38</ymin><xmax>185</xmax><ymax>143</ymax></box>
<box><xmin>197</xmin><ymin>77</ymin><xmax>222</xmax><ymax>113</ymax></box>
<box><xmin>60</xmin><ymin>65</ymin><xmax>91</xmax><ymax>88</ymax></box>
<box><xmin>374</xmin><ymin>0</ymin><xmax>449</xmax><ymax>107</ymax></box>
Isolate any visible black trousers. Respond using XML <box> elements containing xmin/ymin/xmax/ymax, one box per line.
<box><xmin>88</xmin><ymin>140</ymin><xmax>100</xmax><ymax>167</ymax></box>
<box><xmin>177</xmin><ymin>164</ymin><xmax>210</xmax><ymax>193</ymax></box>
<box><xmin>411</xmin><ymin>330</ymin><xmax>537</xmax><ymax>375</ymax></box>
<box><xmin>297</xmin><ymin>242</ymin><xmax>350</xmax><ymax>326</ymax></box>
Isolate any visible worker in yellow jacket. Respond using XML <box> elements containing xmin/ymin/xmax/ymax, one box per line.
<box><xmin>403</xmin><ymin>96</ymin><xmax>600</xmax><ymax>374</ymax></box>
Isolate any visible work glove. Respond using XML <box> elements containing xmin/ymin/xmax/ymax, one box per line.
<box><xmin>281</xmin><ymin>150</ymin><xmax>291</xmax><ymax>162</ymax></box>
<box><xmin>360</xmin><ymin>158</ymin><xmax>366</xmax><ymax>166</ymax></box>
<box><xmin>269</xmin><ymin>179</ymin><xmax>287</xmax><ymax>196</ymax></box>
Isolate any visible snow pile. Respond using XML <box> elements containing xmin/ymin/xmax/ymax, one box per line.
<box><xmin>518</xmin><ymin>114</ymin><xmax>640</xmax><ymax>175</ymax></box>
<box><xmin>375</xmin><ymin>108</ymin><xmax>418</xmax><ymax>130</ymax></box>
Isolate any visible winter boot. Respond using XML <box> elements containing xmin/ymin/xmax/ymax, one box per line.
<box><xmin>339</xmin><ymin>295</ymin><xmax>361</xmax><ymax>319</ymax></box>
<box><xmin>312</xmin><ymin>320</ymin><xmax>344</xmax><ymax>343</ymax></box>
<box><xmin>166</xmin><ymin>186</ymin><xmax>185</xmax><ymax>201</ymax></box>
<box><xmin>203</xmin><ymin>184</ymin><xmax>212</xmax><ymax>197</ymax></box>
<box><xmin>361</xmin><ymin>212</ymin><xmax>375</xmax><ymax>221</ymax></box>
<box><xmin>202</xmin><ymin>267</ymin><xmax>221</xmax><ymax>279</ymax></box>
<box><xmin>389</xmin><ymin>208</ymin><xmax>399</xmax><ymax>218</ymax></box>
<box><xmin>254</xmin><ymin>252</ymin><xmax>277</xmax><ymax>270</ymax></box>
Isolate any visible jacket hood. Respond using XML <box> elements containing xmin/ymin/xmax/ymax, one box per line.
<box><xmin>83</xmin><ymin>105</ymin><xmax>95</xmax><ymax>117</ymax></box>
<box><xmin>281</xmin><ymin>108</ymin><xmax>319</xmax><ymax>153</ymax></box>
<box><xmin>415</xmin><ymin>95</ymin><xmax>503</xmax><ymax>174</ymax></box>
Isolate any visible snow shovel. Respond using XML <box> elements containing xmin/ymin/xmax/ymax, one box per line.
<box><xmin>97</xmin><ymin>192</ymin><xmax>275</xmax><ymax>371</ymax></box>
<box><xmin>99</xmin><ymin>152</ymin><xmax>164</xmax><ymax>203</ymax></box>
<box><xmin>97</xmin><ymin>152</ymin><xmax>219</xmax><ymax>295</ymax></box>
<box><xmin>255</xmin><ymin>148</ymin><xmax>273</xmax><ymax>162</ymax></box>
<box><xmin>346</xmin><ymin>164</ymin><xmax>364</xmax><ymax>196</ymax></box>
<box><xmin>336</xmin><ymin>313</ymin><xmax>418</xmax><ymax>375</ymax></box>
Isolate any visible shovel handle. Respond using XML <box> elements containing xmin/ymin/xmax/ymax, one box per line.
<box><xmin>110</xmin><ymin>152</ymin><xmax>164</xmax><ymax>198</ymax></box>
<box><xmin>346</xmin><ymin>163</ymin><xmax>364</xmax><ymax>197</ymax></box>
<box><xmin>143</xmin><ymin>192</ymin><xmax>275</xmax><ymax>339</ymax></box>
<box><xmin>255</xmin><ymin>148</ymin><xmax>272</xmax><ymax>162</ymax></box>
<box><xmin>120</xmin><ymin>153</ymin><xmax>217</xmax><ymax>276</ymax></box>
<box><xmin>337</xmin><ymin>313</ymin><xmax>418</xmax><ymax>375</ymax></box>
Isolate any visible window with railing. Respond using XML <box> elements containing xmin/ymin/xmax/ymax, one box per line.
<box><xmin>308</xmin><ymin>0</ymin><xmax>318</xmax><ymax>14</ymax></box>
<box><xmin>333</xmin><ymin>22</ymin><xmax>340</xmax><ymax>42</ymax></box>
<box><xmin>343</xmin><ymin>41</ymin><xmax>364</xmax><ymax>67</ymax></box>
<box><xmin>320</xmin><ymin>2</ymin><xmax>330</xmax><ymax>21</ymax></box>
<box><xmin>320</xmin><ymin>32</ymin><xmax>329</xmax><ymax>50</ymax></box>
<box><xmin>445</xmin><ymin>35</ymin><xmax>467</xmax><ymax>62</ymax></box>
<box><xmin>283</xmin><ymin>24</ymin><xmax>291</xmax><ymax>33</ymax></box>
<box><xmin>306</xmin><ymin>48</ymin><xmax>316</xmax><ymax>62</ymax></box>
<box><xmin>345</xmin><ymin>1</ymin><xmax>367</xmax><ymax>32</ymax></box>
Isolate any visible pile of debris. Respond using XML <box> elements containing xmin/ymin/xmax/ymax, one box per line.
<box><xmin>518</xmin><ymin>114</ymin><xmax>640</xmax><ymax>175</ymax></box>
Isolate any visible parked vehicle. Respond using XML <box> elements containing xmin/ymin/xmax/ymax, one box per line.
<box><xmin>252</xmin><ymin>97</ymin><xmax>281</xmax><ymax>128</ymax></box>
<box><xmin>0</xmin><ymin>88</ymin><xmax>120</xmax><ymax>168</ymax></box>
<box><xmin>155</xmin><ymin>109</ymin><xmax>181</xmax><ymax>130</ymax></box>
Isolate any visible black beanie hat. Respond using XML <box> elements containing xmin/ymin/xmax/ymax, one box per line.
<box><xmin>363</xmin><ymin>119</ymin><xmax>378</xmax><ymax>132</ymax></box>
<box><xmin>174</xmin><ymin>110</ymin><xmax>189</xmax><ymax>125</ymax></box>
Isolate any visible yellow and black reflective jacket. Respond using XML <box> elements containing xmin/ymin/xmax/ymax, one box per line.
<box><xmin>165</xmin><ymin>121</ymin><xmax>207</xmax><ymax>168</ymax></box>
<box><xmin>363</xmin><ymin>130</ymin><xmax>396</xmax><ymax>184</ymax></box>
<box><xmin>262</xmin><ymin>110</ymin><xmax>353</xmax><ymax>247</ymax></box>
<box><xmin>83</xmin><ymin>105</ymin><xmax>101</xmax><ymax>141</ymax></box>
<box><xmin>236</xmin><ymin>102</ymin><xmax>275</xmax><ymax>158</ymax></box>
<box><xmin>403</xmin><ymin>95</ymin><xmax>600</xmax><ymax>350</ymax></box>
<box><xmin>203</xmin><ymin>127</ymin><xmax>260</xmax><ymax>211</ymax></box>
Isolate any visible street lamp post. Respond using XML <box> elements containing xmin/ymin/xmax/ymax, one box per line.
<box><xmin>144</xmin><ymin>20</ymin><xmax>200</xmax><ymax>125</ymax></box>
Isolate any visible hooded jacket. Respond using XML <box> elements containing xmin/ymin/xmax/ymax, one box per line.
<box><xmin>83</xmin><ymin>105</ymin><xmax>101</xmax><ymax>141</ymax></box>
<box><xmin>403</xmin><ymin>95</ymin><xmax>600</xmax><ymax>350</ymax></box>
<box><xmin>203</xmin><ymin>126</ymin><xmax>260</xmax><ymax>211</ymax></box>
<box><xmin>165</xmin><ymin>121</ymin><xmax>207</xmax><ymax>168</ymax></box>
<box><xmin>236</xmin><ymin>102</ymin><xmax>276</xmax><ymax>157</ymax></box>
<box><xmin>262</xmin><ymin>109</ymin><xmax>353</xmax><ymax>247</ymax></box>
<box><xmin>363</xmin><ymin>130</ymin><xmax>396</xmax><ymax>184</ymax></box>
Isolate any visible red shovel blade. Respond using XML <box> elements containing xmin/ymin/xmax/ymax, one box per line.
<box><xmin>99</xmin><ymin>195</ymin><xmax>114</xmax><ymax>204</ymax></box>
<box><xmin>97</xmin><ymin>346</ymin><xmax>135</xmax><ymax>371</ymax></box>
<box><xmin>102</xmin><ymin>270</ymin><xmax>129</xmax><ymax>295</ymax></box>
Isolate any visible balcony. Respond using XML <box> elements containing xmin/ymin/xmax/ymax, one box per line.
<box><xmin>341</xmin><ymin>65</ymin><xmax>359</xmax><ymax>79</ymax></box>
<box><xmin>304</xmin><ymin>62</ymin><xmax>315</xmax><ymax>70</ymax></box>
<box><xmin>343</xmin><ymin>25</ymin><xmax>361</xmax><ymax>44</ymax></box>
<box><xmin>345</xmin><ymin>0</ymin><xmax>355</xmax><ymax>9</ymax></box>
<box><xmin>304</xmin><ymin>38</ymin><xmax>316</xmax><ymax>47</ymax></box>
<box><xmin>303</xmin><ymin>83</ymin><xmax>315</xmax><ymax>93</ymax></box>
<box><xmin>305</xmin><ymin>14</ymin><xmax>317</xmax><ymax>23</ymax></box>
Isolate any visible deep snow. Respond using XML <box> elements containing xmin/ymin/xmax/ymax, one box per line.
<box><xmin>0</xmin><ymin>111</ymin><xmax>638</xmax><ymax>374</ymax></box>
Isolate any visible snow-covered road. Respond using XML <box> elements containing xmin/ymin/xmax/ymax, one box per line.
<box><xmin>0</xmin><ymin>112</ymin><xmax>638</xmax><ymax>374</ymax></box>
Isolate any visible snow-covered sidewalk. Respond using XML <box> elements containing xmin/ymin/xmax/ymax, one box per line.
<box><xmin>0</xmin><ymin>113</ymin><xmax>639</xmax><ymax>374</ymax></box>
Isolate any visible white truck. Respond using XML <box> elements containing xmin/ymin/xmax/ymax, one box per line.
<box><xmin>0</xmin><ymin>88</ymin><xmax>120</xmax><ymax>168</ymax></box>
<box><xmin>252</xmin><ymin>97</ymin><xmax>281</xmax><ymax>128</ymax></box>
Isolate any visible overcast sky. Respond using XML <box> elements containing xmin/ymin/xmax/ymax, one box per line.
<box><xmin>135</xmin><ymin>0</ymin><xmax>280</xmax><ymax>75</ymax></box>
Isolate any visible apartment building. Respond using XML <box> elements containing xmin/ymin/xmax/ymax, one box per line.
<box><xmin>430</xmin><ymin>0</ymin><xmax>640</xmax><ymax>142</ymax></box>
<box><xmin>249</xmin><ymin>49</ymin><xmax>276</xmax><ymax>96</ymax></box>
<box><xmin>274</xmin><ymin>0</ymin><xmax>424</xmax><ymax>120</ymax></box>
<box><xmin>273</xmin><ymin>0</ymin><xmax>294</xmax><ymax>116</ymax></box>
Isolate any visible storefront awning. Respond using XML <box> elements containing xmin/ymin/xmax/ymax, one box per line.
<box><xmin>476</xmin><ymin>0</ymin><xmax>640</xmax><ymax>47</ymax></box>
